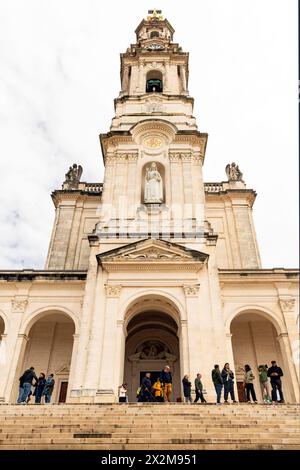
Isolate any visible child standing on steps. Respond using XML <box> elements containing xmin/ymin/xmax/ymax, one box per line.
<box><xmin>153</xmin><ymin>378</ymin><xmax>164</xmax><ymax>402</ymax></box>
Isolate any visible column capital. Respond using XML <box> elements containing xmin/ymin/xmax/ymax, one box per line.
<box><xmin>183</xmin><ymin>284</ymin><xmax>200</xmax><ymax>297</ymax></box>
<box><xmin>105</xmin><ymin>284</ymin><xmax>122</xmax><ymax>298</ymax></box>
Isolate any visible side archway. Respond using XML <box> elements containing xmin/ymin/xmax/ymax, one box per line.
<box><xmin>229</xmin><ymin>308</ymin><xmax>294</xmax><ymax>402</ymax></box>
<box><xmin>13</xmin><ymin>309</ymin><xmax>77</xmax><ymax>403</ymax></box>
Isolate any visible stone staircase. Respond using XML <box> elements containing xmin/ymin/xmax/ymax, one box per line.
<box><xmin>0</xmin><ymin>403</ymin><xmax>299</xmax><ymax>450</ymax></box>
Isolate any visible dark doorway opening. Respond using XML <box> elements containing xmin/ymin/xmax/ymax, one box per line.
<box><xmin>140</xmin><ymin>371</ymin><xmax>161</xmax><ymax>386</ymax></box>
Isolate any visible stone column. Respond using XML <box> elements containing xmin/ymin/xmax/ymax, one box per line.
<box><xmin>181</xmin><ymin>154</ymin><xmax>193</xmax><ymax>235</ymax></box>
<box><xmin>127</xmin><ymin>153</ymin><xmax>138</xmax><ymax>219</ymax></box>
<box><xmin>82</xmin><ymin>267</ymin><xmax>106</xmax><ymax>394</ymax></box>
<box><xmin>100</xmin><ymin>154</ymin><xmax>115</xmax><ymax>227</ymax></box>
<box><xmin>97</xmin><ymin>285</ymin><xmax>122</xmax><ymax>402</ymax></box>
<box><xmin>113</xmin><ymin>320</ymin><xmax>126</xmax><ymax>391</ymax></box>
<box><xmin>66</xmin><ymin>333</ymin><xmax>79</xmax><ymax>402</ymax></box>
<box><xmin>112</xmin><ymin>154</ymin><xmax>127</xmax><ymax>228</ymax></box>
<box><xmin>70</xmin><ymin>245</ymin><xmax>98</xmax><ymax>399</ymax></box>
<box><xmin>65</xmin><ymin>202</ymin><xmax>84</xmax><ymax>269</ymax></box>
<box><xmin>180</xmin><ymin>65</ymin><xmax>187</xmax><ymax>92</ymax></box>
<box><xmin>179</xmin><ymin>319</ymin><xmax>190</xmax><ymax>380</ymax></box>
<box><xmin>0</xmin><ymin>334</ymin><xmax>8</xmax><ymax>401</ymax></box>
<box><xmin>191</xmin><ymin>153</ymin><xmax>205</xmax><ymax>232</ymax></box>
<box><xmin>5</xmin><ymin>334</ymin><xmax>29</xmax><ymax>402</ymax></box>
<box><xmin>121</xmin><ymin>65</ymin><xmax>130</xmax><ymax>93</ymax></box>
<box><xmin>183</xmin><ymin>285</ymin><xmax>200</xmax><ymax>378</ymax></box>
<box><xmin>224</xmin><ymin>203</ymin><xmax>241</xmax><ymax>268</ymax></box>
<box><xmin>277</xmin><ymin>332</ymin><xmax>299</xmax><ymax>403</ymax></box>
<box><xmin>169</xmin><ymin>153</ymin><xmax>183</xmax><ymax>235</ymax></box>
<box><xmin>225</xmin><ymin>332</ymin><xmax>239</xmax><ymax>401</ymax></box>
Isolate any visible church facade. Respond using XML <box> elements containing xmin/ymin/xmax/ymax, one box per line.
<box><xmin>0</xmin><ymin>12</ymin><xmax>299</xmax><ymax>404</ymax></box>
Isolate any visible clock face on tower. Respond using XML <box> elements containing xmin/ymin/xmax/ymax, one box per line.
<box><xmin>145</xmin><ymin>44</ymin><xmax>165</xmax><ymax>51</ymax></box>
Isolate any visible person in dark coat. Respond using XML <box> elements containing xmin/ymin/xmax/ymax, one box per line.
<box><xmin>17</xmin><ymin>374</ymin><xmax>25</xmax><ymax>403</ymax></box>
<box><xmin>194</xmin><ymin>373</ymin><xmax>207</xmax><ymax>403</ymax></box>
<box><xmin>267</xmin><ymin>360</ymin><xmax>284</xmax><ymax>403</ymax></box>
<box><xmin>19</xmin><ymin>367</ymin><xmax>38</xmax><ymax>404</ymax></box>
<box><xmin>34</xmin><ymin>373</ymin><xmax>46</xmax><ymax>404</ymax></box>
<box><xmin>211</xmin><ymin>364</ymin><xmax>223</xmax><ymax>404</ymax></box>
<box><xmin>141</xmin><ymin>373</ymin><xmax>154</xmax><ymax>402</ymax></box>
<box><xmin>182</xmin><ymin>375</ymin><xmax>192</xmax><ymax>403</ymax></box>
<box><xmin>160</xmin><ymin>365</ymin><xmax>172</xmax><ymax>402</ymax></box>
<box><xmin>221</xmin><ymin>363</ymin><xmax>237</xmax><ymax>404</ymax></box>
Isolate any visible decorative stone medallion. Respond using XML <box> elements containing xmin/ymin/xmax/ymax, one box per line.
<box><xmin>144</xmin><ymin>137</ymin><xmax>162</xmax><ymax>149</ymax></box>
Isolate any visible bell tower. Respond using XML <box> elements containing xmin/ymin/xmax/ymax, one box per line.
<box><xmin>98</xmin><ymin>10</ymin><xmax>211</xmax><ymax>248</ymax></box>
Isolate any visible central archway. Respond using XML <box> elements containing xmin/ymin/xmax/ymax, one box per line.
<box><xmin>123</xmin><ymin>296</ymin><xmax>181</xmax><ymax>402</ymax></box>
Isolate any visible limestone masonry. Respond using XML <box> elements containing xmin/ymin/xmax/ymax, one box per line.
<box><xmin>0</xmin><ymin>11</ymin><xmax>298</xmax><ymax>405</ymax></box>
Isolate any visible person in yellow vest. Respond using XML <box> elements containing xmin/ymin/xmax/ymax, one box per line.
<box><xmin>152</xmin><ymin>378</ymin><xmax>164</xmax><ymax>402</ymax></box>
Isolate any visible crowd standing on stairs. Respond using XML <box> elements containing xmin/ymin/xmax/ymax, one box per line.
<box><xmin>132</xmin><ymin>360</ymin><xmax>285</xmax><ymax>404</ymax></box>
<box><xmin>17</xmin><ymin>367</ymin><xmax>55</xmax><ymax>404</ymax></box>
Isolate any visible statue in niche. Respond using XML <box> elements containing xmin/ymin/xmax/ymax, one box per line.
<box><xmin>225</xmin><ymin>162</ymin><xmax>244</xmax><ymax>182</ymax></box>
<box><xmin>144</xmin><ymin>162</ymin><xmax>163</xmax><ymax>203</ymax></box>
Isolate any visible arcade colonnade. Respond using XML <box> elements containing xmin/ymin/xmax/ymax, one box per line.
<box><xmin>0</xmin><ymin>277</ymin><xmax>298</xmax><ymax>404</ymax></box>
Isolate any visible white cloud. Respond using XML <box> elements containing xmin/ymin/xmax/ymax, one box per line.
<box><xmin>0</xmin><ymin>0</ymin><xmax>298</xmax><ymax>268</ymax></box>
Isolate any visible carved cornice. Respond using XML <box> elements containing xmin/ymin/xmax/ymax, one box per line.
<box><xmin>98</xmin><ymin>239</ymin><xmax>209</xmax><ymax>273</ymax></box>
<box><xmin>105</xmin><ymin>285</ymin><xmax>122</xmax><ymax>297</ymax></box>
<box><xmin>169</xmin><ymin>152</ymin><xmax>201</xmax><ymax>164</ymax></box>
<box><xmin>183</xmin><ymin>284</ymin><xmax>200</xmax><ymax>297</ymax></box>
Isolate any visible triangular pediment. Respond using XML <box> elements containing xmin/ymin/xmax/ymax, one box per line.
<box><xmin>97</xmin><ymin>239</ymin><xmax>208</xmax><ymax>270</ymax></box>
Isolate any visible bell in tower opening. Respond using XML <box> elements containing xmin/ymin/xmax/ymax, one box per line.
<box><xmin>146</xmin><ymin>70</ymin><xmax>163</xmax><ymax>93</ymax></box>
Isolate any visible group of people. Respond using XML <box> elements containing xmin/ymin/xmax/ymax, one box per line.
<box><xmin>212</xmin><ymin>361</ymin><xmax>284</xmax><ymax>404</ymax></box>
<box><xmin>17</xmin><ymin>367</ymin><xmax>55</xmax><ymax>404</ymax></box>
<box><xmin>119</xmin><ymin>360</ymin><xmax>285</xmax><ymax>405</ymax></box>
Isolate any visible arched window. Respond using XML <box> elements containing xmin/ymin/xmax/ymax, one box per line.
<box><xmin>146</xmin><ymin>70</ymin><xmax>163</xmax><ymax>93</ymax></box>
<box><xmin>150</xmin><ymin>31</ymin><xmax>159</xmax><ymax>38</ymax></box>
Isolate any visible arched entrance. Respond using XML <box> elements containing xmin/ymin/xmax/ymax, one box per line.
<box><xmin>16</xmin><ymin>311</ymin><xmax>75</xmax><ymax>403</ymax></box>
<box><xmin>123</xmin><ymin>300</ymin><xmax>181</xmax><ymax>402</ymax></box>
<box><xmin>230</xmin><ymin>310</ymin><xmax>292</xmax><ymax>402</ymax></box>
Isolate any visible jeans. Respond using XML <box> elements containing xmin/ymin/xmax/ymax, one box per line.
<box><xmin>214</xmin><ymin>383</ymin><xmax>223</xmax><ymax>403</ymax></box>
<box><xmin>35</xmin><ymin>393</ymin><xmax>43</xmax><ymax>404</ymax></box>
<box><xmin>224</xmin><ymin>381</ymin><xmax>235</xmax><ymax>401</ymax></box>
<box><xmin>271</xmin><ymin>379</ymin><xmax>284</xmax><ymax>402</ymax></box>
<box><xmin>44</xmin><ymin>391</ymin><xmax>52</xmax><ymax>403</ymax></box>
<box><xmin>194</xmin><ymin>389</ymin><xmax>206</xmax><ymax>403</ymax></box>
<box><xmin>20</xmin><ymin>383</ymin><xmax>31</xmax><ymax>403</ymax></box>
<box><xmin>246</xmin><ymin>383</ymin><xmax>257</xmax><ymax>402</ymax></box>
<box><xmin>17</xmin><ymin>387</ymin><xmax>24</xmax><ymax>403</ymax></box>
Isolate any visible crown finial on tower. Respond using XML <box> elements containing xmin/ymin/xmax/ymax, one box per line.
<box><xmin>147</xmin><ymin>9</ymin><xmax>164</xmax><ymax>20</ymax></box>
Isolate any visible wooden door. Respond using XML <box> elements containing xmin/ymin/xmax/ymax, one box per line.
<box><xmin>58</xmin><ymin>381</ymin><xmax>68</xmax><ymax>403</ymax></box>
<box><xmin>237</xmin><ymin>381</ymin><xmax>247</xmax><ymax>402</ymax></box>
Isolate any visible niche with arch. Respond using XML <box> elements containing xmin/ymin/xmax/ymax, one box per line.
<box><xmin>141</xmin><ymin>161</ymin><xmax>165</xmax><ymax>204</ymax></box>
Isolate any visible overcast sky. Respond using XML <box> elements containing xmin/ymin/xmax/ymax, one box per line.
<box><xmin>0</xmin><ymin>0</ymin><xmax>298</xmax><ymax>269</ymax></box>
